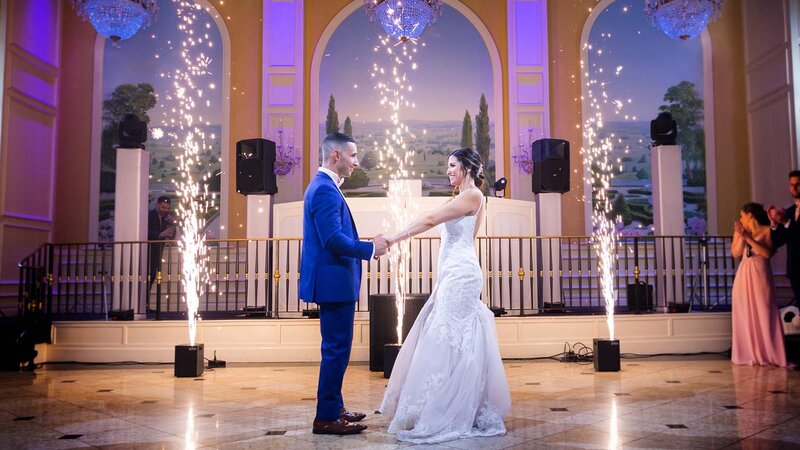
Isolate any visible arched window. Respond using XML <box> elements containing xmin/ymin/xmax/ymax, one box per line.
<box><xmin>316</xmin><ymin>2</ymin><xmax>496</xmax><ymax>196</ymax></box>
<box><xmin>93</xmin><ymin>1</ymin><xmax>228</xmax><ymax>240</ymax></box>
<box><xmin>583</xmin><ymin>1</ymin><xmax>713</xmax><ymax>235</ymax></box>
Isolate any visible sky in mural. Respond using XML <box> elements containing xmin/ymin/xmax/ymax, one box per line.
<box><xmin>320</xmin><ymin>4</ymin><xmax>493</xmax><ymax>123</ymax></box>
<box><xmin>102</xmin><ymin>1</ymin><xmax>224</xmax><ymax>126</ymax></box>
<box><xmin>589</xmin><ymin>1</ymin><xmax>703</xmax><ymax>121</ymax></box>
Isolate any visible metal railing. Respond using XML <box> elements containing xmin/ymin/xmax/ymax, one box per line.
<box><xmin>18</xmin><ymin>235</ymin><xmax>735</xmax><ymax>321</ymax></box>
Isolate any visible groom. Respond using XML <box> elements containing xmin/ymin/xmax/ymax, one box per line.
<box><xmin>300</xmin><ymin>132</ymin><xmax>388</xmax><ymax>435</ymax></box>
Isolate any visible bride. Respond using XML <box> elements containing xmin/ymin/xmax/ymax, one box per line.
<box><xmin>379</xmin><ymin>147</ymin><xmax>511</xmax><ymax>444</ymax></box>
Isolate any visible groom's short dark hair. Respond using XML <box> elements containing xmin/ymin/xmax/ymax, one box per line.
<box><xmin>322</xmin><ymin>132</ymin><xmax>356</xmax><ymax>160</ymax></box>
<box><xmin>790</xmin><ymin>170</ymin><xmax>800</xmax><ymax>179</ymax></box>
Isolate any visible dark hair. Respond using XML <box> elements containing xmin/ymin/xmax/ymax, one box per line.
<box><xmin>741</xmin><ymin>202</ymin><xmax>769</xmax><ymax>226</ymax></box>
<box><xmin>448</xmin><ymin>147</ymin><xmax>485</xmax><ymax>190</ymax></box>
<box><xmin>789</xmin><ymin>170</ymin><xmax>800</xmax><ymax>179</ymax></box>
<box><xmin>321</xmin><ymin>132</ymin><xmax>356</xmax><ymax>160</ymax></box>
<box><xmin>157</xmin><ymin>195</ymin><xmax>171</xmax><ymax>204</ymax></box>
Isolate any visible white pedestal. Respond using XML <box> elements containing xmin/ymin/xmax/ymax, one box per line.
<box><xmin>246</xmin><ymin>195</ymin><xmax>273</xmax><ymax>312</ymax></box>
<box><xmin>536</xmin><ymin>193</ymin><xmax>563</xmax><ymax>305</ymax></box>
<box><xmin>651</xmin><ymin>145</ymin><xmax>685</xmax><ymax>305</ymax></box>
<box><xmin>112</xmin><ymin>148</ymin><xmax>149</xmax><ymax>318</ymax></box>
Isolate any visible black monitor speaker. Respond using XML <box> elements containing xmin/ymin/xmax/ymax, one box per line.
<box><xmin>236</xmin><ymin>138</ymin><xmax>278</xmax><ymax>195</ymax></box>
<box><xmin>532</xmin><ymin>138</ymin><xmax>570</xmax><ymax>194</ymax></box>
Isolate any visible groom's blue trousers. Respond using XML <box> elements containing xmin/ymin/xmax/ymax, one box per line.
<box><xmin>315</xmin><ymin>301</ymin><xmax>356</xmax><ymax>421</ymax></box>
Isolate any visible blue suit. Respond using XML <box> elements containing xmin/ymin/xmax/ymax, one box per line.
<box><xmin>300</xmin><ymin>171</ymin><xmax>373</xmax><ymax>421</ymax></box>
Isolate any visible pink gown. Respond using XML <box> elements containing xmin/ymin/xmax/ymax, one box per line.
<box><xmin>731</xmin><ymin>240</ymin><xmax>787</xmax><ymax>367</ymax></box>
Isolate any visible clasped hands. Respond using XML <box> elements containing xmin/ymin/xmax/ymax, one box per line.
<box><xmin>372</xmin><ymin>234</ymin><xmax>400</xmax><ymax>260</ymax></box>
<box><xmin>733</xmin><ymin>220</ymin><xmax>750</xmax><ymax>240</ymax></box>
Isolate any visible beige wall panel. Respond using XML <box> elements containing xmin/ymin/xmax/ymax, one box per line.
<box><xmin>9</xmin><ymin>0</ymin><xmax>60</xmax><ymax>67</ymax></box>
<box><xmin>53</xmin><ymin>324</ymin><xmax>124</xmax><ymax>345</ymax></box>
<box><xmin>203</xmin><ymin>322</ymin><xmax>281</xmax><ymax>345</ymax></box>
<box><xmin>613</xmin><ymin>318</ymin><xmax>669</xmax><ymax>338</ymax></box>
<box><xmin>126</xmin><ymin>325</ymin><xmax>191</xmax><ymax>345</ymax></box>
<box><xmin>3</xmin><ymin>96</ymin><xmax>55</xmax><ymax>220</ymax></box>
<box><xmin>45</xmin><ymin>314</ymin><xmax>733</xmax><ymax>362</ymax></box>
<box><xmin>672</xmin><ymin>315</ymin><xmax>731</xmax><ymax>336</ymax></box>
<box><xmin>748</xmin><ymin>95</ymin><xmax>794</xmax><ymax>204</ymax></box>
<box><xmin>709</xmin><ymin>0</ymin><xmax>750</xmax><ymax>234</ymax></box>
<box><xmin>519</xmin><ymin>320</ymin><xmax>594</xmax><ymax>341</ymax></box>
<box><xmin>494</xmin><ymin>321</ymin><xmax>519</xmax><ymax>342</ymax></box>
<box><xmin>0</xmin><ymin>224</ymin><xmax>49</xmax><ymax>278</ymax></box>
<box><xmin>280</xmin><ymin>322</ymin><xmax>321</xmax><ymax>344</ymax></box>
<box><xmin>742</xmin><ymin>0</ymin><xmax>787</xmax><ymax>62</ymax></box>
<box><xmin>746</xmin><ymin>50</ymin><xmax>790</xmax><ymax>101</ymax></box>
<box><xmin>7</xmin><ymin>51</ymin><xmax>57</xmax><ymax>107</ymax></box>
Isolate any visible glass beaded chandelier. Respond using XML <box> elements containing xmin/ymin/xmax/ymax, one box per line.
<box><xmin>363</xmin><ymin>0</ymin><xmax>443</xmax><ymax>42</ymax></box>
<box><xmin>645</xmin><ymin>0</ymin><xmax>725</xmax><ymax>41</ymax></box>
<box><xmin>72</xmin><ymin>0</ymin><xmax>158</xmax><ymax>43</ymax></box>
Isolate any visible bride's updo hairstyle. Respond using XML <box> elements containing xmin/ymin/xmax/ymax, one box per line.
<box><xmin>449</xmin><ymin>147</ymin><xmax>485</xmax><ymax>192</ymax></box>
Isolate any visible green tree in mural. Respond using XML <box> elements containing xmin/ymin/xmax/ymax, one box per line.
<box><xmin>100</xmin><ymin>83</ymin><xmax>157</xmax><ymax>192</ymax></box>
<box><xmin>341</xmin><ymin>167</ymin><xmax>369</xmax><ymax>189</ymax></box>
<box><xmin>611</xmin><ymin>193</ymin><xmax>633</xmax><ymax>225</ymax></box>
<box><xmin>658</xmin><ymin>81</ymin><xmax>705</xmax><ymax>187</ymax></box>
<box><xmin>344</xmin><ymin>116</ymin><xmax>352</xmax><ymax>137</ymax></box>
<box><xmin>460</xmin><ymin>110</ymin><xmax>473</xmax><ymax>149</ymax></box>
<box><xmin>474</xmin><ymin>94</ymin><xmax>490</xmax><ymax>168</ymax></box>
<box><xmin>103</xmin><ymin>83</ymin><xmax>157</xmax><ymax>124</ymax></box>
<box><xmin>360</xmin><ymin>150</ymin><xmax>377</xmax><ymax>170</ymax></box>
<box><xmin>325</xmin><ymin>94</ymin><xmax>339</xmax><ymax>135</ymax></box>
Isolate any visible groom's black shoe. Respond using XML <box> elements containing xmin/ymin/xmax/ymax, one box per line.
<box><xmin>312</xmin><ymin>417</ymin><xmax>367</xmax><ymax>435</ymax></box>
<box><xmin>340</xmin><ymin>408</ymin><xmax>366</xmax><ymax>422</ymax></box>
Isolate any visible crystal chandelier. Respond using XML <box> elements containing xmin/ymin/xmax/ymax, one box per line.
<box><xmin>72</xmin><ymin>0</ymin><xmax>158</xmax><ymax>43</ymax></box>
<box><xmin>645</xmin><ymin>0</ymin><xmax>724</xmax><ymax>41</ymax></box>
<box><xmin>363</xmin><ymin>0</ymin><xmax>443</xmax><ymax>42</ymax></box>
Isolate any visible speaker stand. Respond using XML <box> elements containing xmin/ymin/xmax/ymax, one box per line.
<box><xmin>535</xmin><ymin>193</ymin><xmax>563</xmax><ymax>308</ymax></box>
<box><xmin>246</xmin><ymin>195</ymin><xmax>276</xmax><ymax>316</ymax></box>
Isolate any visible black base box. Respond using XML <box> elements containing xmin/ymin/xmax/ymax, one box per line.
<box><xmin>109</xmin><ymin>309</ymin><xmax>134</xmax><ymax>321</ymax></box>
<box><xmin>175</xmin><ymin>343</ymin><xmax>204</xmax><ymax>377</ymax></box>
<box><xmin>668</xmin><ymin>302</ymin><xmax>691</xmax><ymax>313</ymax></box>
<box><xmin>369</xmin><ymin>294</ymin><xmax>429</xmax><ymax>372</ymax></box>
<box><xmin>383</xmin><ymin>343</ymin><xmax>401</xmax><ymax>379</ymax></box>
<box><xmin>593</xmin><ymin>338</ymin><xmax>620</xmax><ymax>372</ymax></box>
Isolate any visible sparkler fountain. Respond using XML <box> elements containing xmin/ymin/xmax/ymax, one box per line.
<box><xmin>369</xmin><ymin>33</ymin><xmax>424</xmax><ymax>376</ymax></box>
<box><xmin>166</xmin><ymin>0</ymin><xmax>216</xmax><ymax>377</ymax></box>
<box><xmin>581</xmin><ymin>42</ymin><xmax>624</xmax><ymax>372</ymax></box>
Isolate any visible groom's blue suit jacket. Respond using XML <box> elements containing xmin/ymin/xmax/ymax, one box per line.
<box><xmin>299</xmin><ymin>172</ymin><xmax>373</xmax><ymax>303</ymax></box>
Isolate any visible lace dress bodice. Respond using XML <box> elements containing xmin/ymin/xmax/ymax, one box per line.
<box><xmin>429</xmin><ymin>213</ymin><xmax>483</xmax><ymax>352</ymax></box>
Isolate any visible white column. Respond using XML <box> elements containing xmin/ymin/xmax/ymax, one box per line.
<box><xmin>246</xmin><ymin>195</ymin><xmax>273</xmax><ymax>313</ymax></box>
<box><xmin>536</xmin><ymin>193</ymin><xmax>562</xmax><ymax>305</ymax></box>
<box><xmin>651</xmin><ymin>145</ymin><xmax>685</xmax><ymax>306</ymax></box>
<box><xmin>507</xmin><ymin>0</ymin><xmax>550</xmax><ymax>201</ymax></box>
<box><xmin>263</xmin><ymin>0</ymin><xmax>304</xmax><ymax>203</ymax></box>
<box><xmin>112</xmin><ymin>148</ymin><xmax>149</xmax><ymax>318</ymax></box>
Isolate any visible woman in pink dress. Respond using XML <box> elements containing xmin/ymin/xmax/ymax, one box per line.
<box><xmin>730</xmin><ymin>202</ymin><xmax>788</xmax><ymax>367</ymax></box>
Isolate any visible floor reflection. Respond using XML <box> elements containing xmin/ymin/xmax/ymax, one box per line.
<box><xmin>0</xmin><ymin>356</ymin><xmax>797</xmax><ymax>449</ymax></box>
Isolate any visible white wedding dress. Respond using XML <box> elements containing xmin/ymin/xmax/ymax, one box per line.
<box><xmin>379</xmin><ymin>199</ymin><xmax>511</xmax><ymax>444</ymax></box>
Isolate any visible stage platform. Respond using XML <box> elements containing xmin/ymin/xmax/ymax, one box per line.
<box><xmin>38</xmin><ymin>312</ymin><xmax>731</xmax><ymax>364</ymax></box>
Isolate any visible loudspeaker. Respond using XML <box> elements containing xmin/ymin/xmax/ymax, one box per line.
<box><xmin>626</xmin><ymin>281</ymin><xmax>654</xmax><ymax>313</ymax></box>
<box><xmin>532</xmin><ymin>138</ymin><xmax>570</xmax><ymax>194</ymax></box>
<box><xmin>236</xmin><ymin>138</ymin><xmax>278</xmax><ymax>195</ymax></box>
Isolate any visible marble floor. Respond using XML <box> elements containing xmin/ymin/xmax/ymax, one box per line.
<box><xmin>0</xmin><ymin>356</ymin><xmax>798</xmax><ymax>449</ymax></box>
